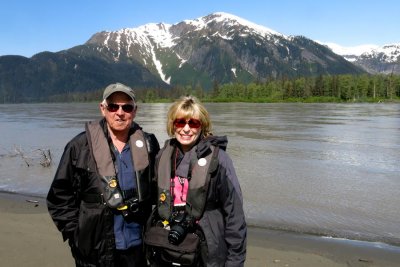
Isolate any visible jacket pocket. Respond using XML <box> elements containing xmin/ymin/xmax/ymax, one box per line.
<box><xmin>77</xmin><ymin>202</ymin><xmax>108</xmax><ymax>258</ymax></box>
<box><xmin>199</xmin><ymin>210</ymin><xmax>227</xmax><ymax>264</ymax></box>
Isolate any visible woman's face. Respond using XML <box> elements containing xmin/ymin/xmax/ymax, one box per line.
<box><xmin>173</xmin><ymin>117</ymin><xmax>202</xmax><ymax>152</ymax></box>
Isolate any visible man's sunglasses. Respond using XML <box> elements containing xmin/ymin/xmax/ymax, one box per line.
<box><xmin>173</xmin><ymin>118</ymin><xmax>202</xmax><ymax>128</ymax></box>
<box><xmin>105</xmin><ymin>103</ymin><xmax>135</xmax><ymax>113</ymax></box>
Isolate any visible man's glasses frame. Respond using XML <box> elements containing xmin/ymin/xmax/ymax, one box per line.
<box><xmin>105</xmin><ymin>103</ymin><xmax>135</xmax><ymax>113</ymax></box>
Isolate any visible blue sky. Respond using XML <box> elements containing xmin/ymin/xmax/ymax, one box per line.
<box><xmin>1</xmin><ymin>0</ymin><xmax>399</xmax><ymax>57</ymax></box>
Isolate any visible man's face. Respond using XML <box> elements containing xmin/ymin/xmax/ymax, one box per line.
<box><xmin>100</xmin><ymin>92</ymin><xmax>136</xmax><ymax>134</ymax></box>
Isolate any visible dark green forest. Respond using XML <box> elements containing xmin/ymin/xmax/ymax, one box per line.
<box><xmin>37</xmin><ymin>74</ymin><xmax>400</xmax><ymax>103</ymax></box>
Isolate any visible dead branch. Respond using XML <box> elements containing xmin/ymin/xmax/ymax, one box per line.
<box><xmin>14</xmin><ymin>145</ymin><xmax>30</xmax><ymax>167</ymax></box>
<box><xmin>7</xmin><ymin>146</ymin><xmax>53</xmax><ymax>168</ymax></box>
<box><xmin>38</xmin><ymin>149</ymin><xmax>52</xmax><ymax>167</ymax></box>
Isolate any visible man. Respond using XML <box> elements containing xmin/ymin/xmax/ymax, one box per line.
<box><xmin>47</xmin><ymin>83</ymin><xmax>160</xmax><ymax>267</ymax></box>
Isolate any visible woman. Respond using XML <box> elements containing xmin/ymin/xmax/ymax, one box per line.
<box><xmin>146</xmin><ymin>95</ymin><xmax>246</xmax><ymax>267</ymax></box>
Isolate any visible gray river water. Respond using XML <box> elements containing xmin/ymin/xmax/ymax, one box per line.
<box><xmin>0</xmin><ymin>102</ymin><xmax>399</xmax><ymax>246</ymax></box>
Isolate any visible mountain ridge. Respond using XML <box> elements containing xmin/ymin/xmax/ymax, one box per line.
<box><xmin>321</xmin><ymin>42</ymin><xmax>400</xmax><ymax>74</ymax></box>
<box><xmin>83</xmin><ymin>12</ymin><xmax>365</xmax><ymax>87</ymax></box>
<box><xmin>0</xmin><ymin>12</ymin><xmax>398</xmax><ymax>102</ymax></box>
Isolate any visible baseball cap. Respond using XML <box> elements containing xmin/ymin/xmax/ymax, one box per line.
<box><xmin>103</xmin><ymin>83</ymin><xmax>136</xmax><ymax>101</ymax></box>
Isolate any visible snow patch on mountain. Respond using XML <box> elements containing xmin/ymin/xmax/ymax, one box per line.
<box><xmin>362</xmin><ymin>44</ymin><xmax>400</xmax><ymax>63</ymax></box>
<box><xmin>321</xmin><ymin>41</ymin><xmax>400</xmax><ymax>63</ymax></box>
<box><xmin>210</xmin><ymin>12</ymin><xmax>285</xmax><ymax>38</ymax></box>
<box><xmin>136</xmin><ymin>23</ymin><xmax>174</xmax><ymax>48</ymax></box>
<box><xmin>319</xmin><ymin>41</ymin><xmax>378</xmax><ymax>56</ymax></box>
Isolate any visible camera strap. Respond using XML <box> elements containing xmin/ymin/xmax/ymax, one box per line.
<box><xmin>171</xmin><ymin>148</ymin><xmax>195</xmax><ymax>209</ymax></box>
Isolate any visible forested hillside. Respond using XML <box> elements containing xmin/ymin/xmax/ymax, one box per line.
<box><xmin>42</xmin><ymin>74</ymin><xmax>400</xmax><ymax>103</ymax></box>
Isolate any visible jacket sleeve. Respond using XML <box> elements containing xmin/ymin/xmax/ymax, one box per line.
<box><xmin>46</xmin><ymin>139</ymin><xmax>81</xmax><ymax>242</ymax></box>
<box><xmin>217</xmin><ymin>151</ymin><xmax>247</xmax><ymax>267</ymax></box>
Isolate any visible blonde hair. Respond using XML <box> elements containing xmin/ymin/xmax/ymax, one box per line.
<box><xmin>166</xmin><ymin>95</ymin><xmax>212</xmax><ymax>137</ymax></box>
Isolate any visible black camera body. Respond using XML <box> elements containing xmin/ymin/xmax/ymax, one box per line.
<box><xmin>120</xmin><ymin>198</ymin><xmax>140</xmax><ymax>221</ymax></box>
<box><xmin>168</xmin><ymin>211</ymin><xmax>194</xmax><ymax>245</ymax></box>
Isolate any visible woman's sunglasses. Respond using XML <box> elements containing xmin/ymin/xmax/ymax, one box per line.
<box><xmin>173</xmin><ymin>118</ymin><xmax>202</xmax><ymax>128</ymax></box>
<box><xmin>105</xmin><ymin>103</ymin><xmax>135</xmax><ymax>113</ymax></box>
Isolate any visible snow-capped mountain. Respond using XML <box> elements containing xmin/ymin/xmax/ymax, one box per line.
<box><xmin>2</xmin><ymin>12</ymin><xmax>397</xmax><ymax>102</ymax></box>
<box><xmin>322</xmin><ymin>42</ymin><xmax>400</xmax><ymax>74</ymax></box>
<box><xmin>81</xmin><ymin>12</ymin><xmax>363</xmax><ymax>87</ymax></box>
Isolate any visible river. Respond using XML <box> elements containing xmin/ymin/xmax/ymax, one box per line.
<box><xmin>0</xmin><ymin>102</ymin><xmax>399</xmax><ymax>246</ymax></box>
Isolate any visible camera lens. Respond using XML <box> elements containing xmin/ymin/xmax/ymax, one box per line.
<box><xmin>129</xmin><ymin>202</ymin><xmax>139</xmax><ymax>213</ymax></box>
<box><xmin>168</xmin><ymin>225</ymin><xmax>186</xmax><ymax>245</ymax></box>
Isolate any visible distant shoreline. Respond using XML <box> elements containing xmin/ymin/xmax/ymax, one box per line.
<box><xmin>1</xmin><ymin>97</ymin><xmax>400</xmax><ymax>104</ymax></box>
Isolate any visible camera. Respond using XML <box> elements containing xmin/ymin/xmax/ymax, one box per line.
<box><xmin>168</xmin><ymin>211</ymin><xmax>194</xmax><ymax>245</ymax></box>
<box><xmin>119</xmin><ymin>198</ymin><xmax>140</xmax><ymax>221</ymax></box>
<box><xmin>126</xmin><ymin>198</ymin><xmax>139</xmax><ymax>213</ymax></box>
